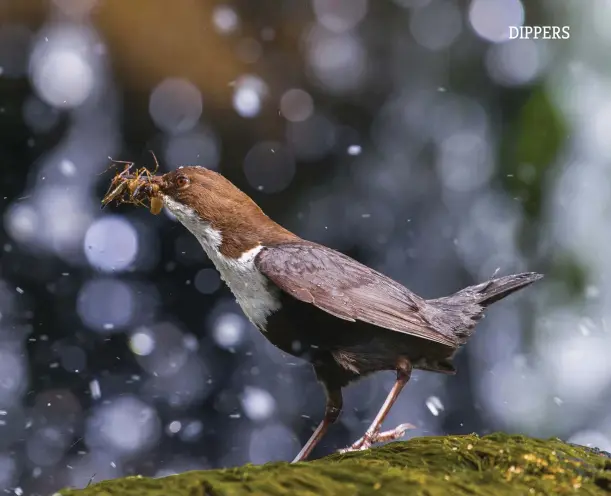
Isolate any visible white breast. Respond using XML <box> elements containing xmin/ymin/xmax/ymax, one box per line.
<box><xmin>162</xmin><ymin>196</ymin><xmax>281</xmax><ymax>330</ymax></box>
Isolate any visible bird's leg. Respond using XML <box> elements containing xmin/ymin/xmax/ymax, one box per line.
<box><xmin>341</xmin><ymin>359</ymin><xmax>413</xmax><ymax>452</ymax></box>
<box><xmin>292</xmin><ymin>384</ymin><xmax>342</xmax><ymax>463</ymax></box>
<box><xmin>341</xmin><ymin>422</ymin><xmax>415</xmax><ymax>453</ymax></box>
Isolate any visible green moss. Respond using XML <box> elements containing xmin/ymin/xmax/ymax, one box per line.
<box><xmin>55</xmin><ymin>433</ymin><xmax>611</xmax><ymax>496</ymax></box>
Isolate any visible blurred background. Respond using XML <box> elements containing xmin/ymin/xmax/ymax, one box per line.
<box><xmin>0</xmin><ymin>0</ymin><xmax>607</xmax><ymax>494</ymax></box>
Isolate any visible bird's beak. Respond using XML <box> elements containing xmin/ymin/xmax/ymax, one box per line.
<box><xmin>149</xmin><ymin>174</ymin><xmax>166</xmax><ymax>188</ymax></box>
<box><xmin>132</xmin><ymin>173</ymin><xmax>166</xmax><ymax>197</ymax></box>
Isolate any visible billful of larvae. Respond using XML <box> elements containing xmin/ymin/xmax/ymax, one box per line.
<box><xmin>102</xmin><ymin>164</ymin><xmax>543</xmax><ymax>462</ymax></box>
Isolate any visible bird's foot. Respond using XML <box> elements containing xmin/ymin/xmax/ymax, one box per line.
<box><xmin>338</xmin><ymin>422</ymin><xmax>415</xmax><ymax>453</ymax></box>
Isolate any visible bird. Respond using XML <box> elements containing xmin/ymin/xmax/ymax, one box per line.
<box><xmin>112</xmin><ymin>165</ymin><xmax>542</xmax><ymax>463</ymax></box>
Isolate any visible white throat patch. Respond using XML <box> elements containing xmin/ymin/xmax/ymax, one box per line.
<box><xmin>162</xmin><ymin>196</ymin><xmax>281</xmax><ymax>330</ymax></box>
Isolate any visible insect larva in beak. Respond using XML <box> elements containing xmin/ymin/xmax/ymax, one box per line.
<box><xmin>101</xmin><ymin>181</ymin><xmax>128</xmax><ymax>208</ymax></box>
<box><xmin>150</xmin><ymin>196</ymin><xmax>164</xmax><ymax>215</ymax></box>
<box><xmin>128</xmin><ymin>179</ymin><xmax>141</xmax><ymax>195</ymax></box>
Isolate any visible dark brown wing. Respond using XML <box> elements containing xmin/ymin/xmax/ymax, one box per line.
<box><xmin>255</xmin><ymin>242</ymin><xmax>458</xmax><ymax>348</ymax></box>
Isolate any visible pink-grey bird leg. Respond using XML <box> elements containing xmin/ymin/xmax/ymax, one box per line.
<box><xmin>292</xmin><ymin>386</ymin><xmax>342</xmax><ymax>462</ymax></box>
<box><xmin>340</xmin><ymin>359</ymin><xmax>414</xmax><ymax>452</ymax></box>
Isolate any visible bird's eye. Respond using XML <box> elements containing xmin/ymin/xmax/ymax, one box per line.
<box><xmin>175</xmin><ymin>175</ymin><xmax>190</xmax><ymax>189</ymax></box>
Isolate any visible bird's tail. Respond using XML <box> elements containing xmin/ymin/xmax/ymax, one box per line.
<box><xmin>424</xmin><ymin>272</ymin><xmax>543</xmax><ymax>345</ymax></box>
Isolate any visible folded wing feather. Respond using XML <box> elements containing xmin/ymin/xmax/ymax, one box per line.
<box><xmin>255</xmin><ymin>242</ymin><xmax>458</xmax><ymax>348</ymax></box>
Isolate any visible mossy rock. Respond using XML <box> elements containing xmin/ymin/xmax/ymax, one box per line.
<box><xmin>55</xmin><ymin>433</ymin><xmax>611</xmax><ymax>496</ymax></box>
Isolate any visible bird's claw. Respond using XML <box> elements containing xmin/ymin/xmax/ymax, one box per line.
<box><xmin>338</xmin><ymin>422</ymin><xmax>415</xmax><ymax>453</ymax></box>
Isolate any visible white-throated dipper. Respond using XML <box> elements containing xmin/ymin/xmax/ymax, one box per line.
<box><xmin>103</xmin><ymin>165</ymin><xmax>542</xmax><ymax>462</ymax></box>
